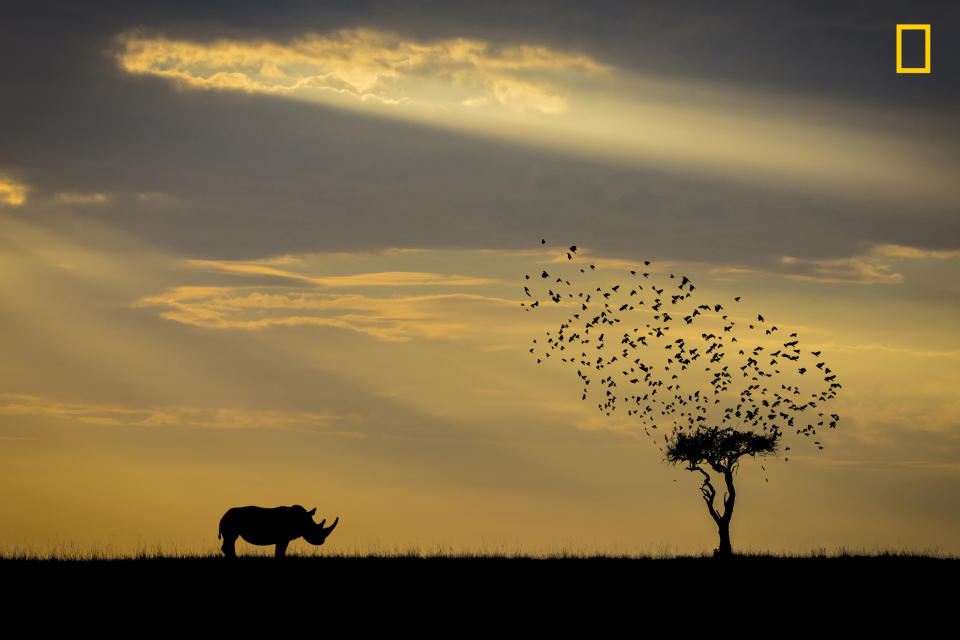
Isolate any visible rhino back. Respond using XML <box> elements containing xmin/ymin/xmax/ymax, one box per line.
<box><xmin>221</xmin><ymin>506</ymin><xmax>308</xmax><ymax>545</ymax></box>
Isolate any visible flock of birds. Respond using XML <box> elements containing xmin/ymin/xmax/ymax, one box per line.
<box><xmin>522</xmin><ymin>240</ymin><xmax>841</xmax><ymax>460</ymax></box>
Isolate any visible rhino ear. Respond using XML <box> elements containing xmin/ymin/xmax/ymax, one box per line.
<box><xmin>308</xmin><ymin>507</ymin><xmax>316</xmax><ymax>516</ymax></box>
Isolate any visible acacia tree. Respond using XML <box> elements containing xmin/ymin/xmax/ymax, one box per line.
<box><xmin>523</xmin><ymin>243</ymin><xmax>841</xmax><ymax>556</ymax></box>
<box><xmin>665</xmin><ymin>428</ymin><xmax>777</xmax><ymax>556</ymax></box>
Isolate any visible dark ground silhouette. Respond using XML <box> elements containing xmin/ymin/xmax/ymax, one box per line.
<box><xmin>3</xmin><ymin>554</ymin><xmax>954</xmax><ymax>628</ymax></box>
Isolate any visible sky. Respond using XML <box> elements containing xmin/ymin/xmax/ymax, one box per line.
<box><xmin>1</xmin><ymin>0</ymin><xmax>958</xmax><ymax>556</ymax></box>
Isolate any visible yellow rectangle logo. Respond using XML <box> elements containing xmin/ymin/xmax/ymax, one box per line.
<box><xmin>896</xmin><ymin>24</ymin><xmax>931</xmax><ymax>73</ymax></box>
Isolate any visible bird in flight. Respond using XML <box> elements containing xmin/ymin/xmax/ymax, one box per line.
<box><xmin>522</xmin><ymin>238</ymin><xmax>840</xmax><ymax>458</ymax></box>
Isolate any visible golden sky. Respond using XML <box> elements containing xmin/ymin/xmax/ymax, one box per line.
<box><xmin>1</xmin><ymin>2</ymin><xmax>958</xmax><ymax>556</ymax></box>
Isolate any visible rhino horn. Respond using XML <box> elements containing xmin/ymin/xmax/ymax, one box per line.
<box><xmin>324</xmin><ymin>517</ymin><xmax>339</xmax><ymax>534</ymax></box>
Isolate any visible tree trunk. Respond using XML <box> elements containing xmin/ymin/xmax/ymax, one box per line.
<box><xmin>692</xmin><ymin>464</ymin><xmax>738</xmax><ymax>557</ymax></box>
<box><xmin>715</xmin><ymin>519</ymin><xmax>732</xmax><ymax>557</ymax></box>
<box><xmin>714</xmin><ymin>468</ymin><xmax>736</xmax><ymax>557</ymax></box>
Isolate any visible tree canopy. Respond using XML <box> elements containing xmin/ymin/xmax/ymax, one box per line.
<box><xmin>665</xmin><ymin>427</ymin><xmax>778</xmax><ymax>472</ymax></box>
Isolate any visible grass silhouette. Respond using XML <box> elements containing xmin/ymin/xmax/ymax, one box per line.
<box><xmin>2</xmin><ymin>542</ymin><xmax>957</xmax><ymax>561</ymax></box>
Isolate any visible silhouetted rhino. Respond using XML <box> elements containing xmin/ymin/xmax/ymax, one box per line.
<box><xmin>219</xmin><ymin>505</ymin><xmax>339</xmax><ymax>558</ymax></box>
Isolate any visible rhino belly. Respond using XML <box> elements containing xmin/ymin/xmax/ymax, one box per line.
<box><xmin>240</xmin><ymin>531</ymin><xmax>293</xmax><ymax>545</ymax></box>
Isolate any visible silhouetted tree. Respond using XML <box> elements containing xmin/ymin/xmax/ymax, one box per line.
<box><xmin>665</xmin><ymin>427</ymin><xmax>777</xmax><ymax>556</ymax></box>
<box><xmin>523</xmin><ymin>242</ymin><xmax>841</xmax><ymax>556</ymax></box>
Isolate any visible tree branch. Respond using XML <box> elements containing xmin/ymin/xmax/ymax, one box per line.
<box><xmin>691</xmin><ymin>465</ymin><xmax>722</xmax><ymax>524</ymax></box>
<box><xmin>721</xmin><ymin>468</ymin><xmax>737</xmax><ymax>524</ymax></box>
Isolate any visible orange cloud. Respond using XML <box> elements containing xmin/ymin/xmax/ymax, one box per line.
<box><xmin>185</xmin><ymin>259</ymin><xmax>496</xmax><ymax>287</ymax></box>
<box><xmin>134</xmin><ymin>286</ymin><xmax>516</xmax><ymax>341</ymax></box>
<box><xmin>0</xmin><ymin>175</ymin><xmax>28</xmax><ymax>206</ymax></box>
<box><xmin>0</xmin><ymin>393</ymin><xmax>348</xmax><ymax>432</ymax></box>
<box><xmin>116</xmin><ymin>29</ymin><xmax>608</xmax><ymax>114</ymax></box>
<box><xmin>54</xmin><ymin>192</ymin><xmax>110</xmax><ymax>205</ymax></box>
<box><xmin>870</xmin><ymin>244</ymin><xmax>960</xmax><ymax>260</ymax></box>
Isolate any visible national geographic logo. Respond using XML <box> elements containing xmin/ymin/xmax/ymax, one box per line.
<box><xmin>896</xmin><ymin>24</ymin><xmax>931</xmax><ymax>73</ymax></box>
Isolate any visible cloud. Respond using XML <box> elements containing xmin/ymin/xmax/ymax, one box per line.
<box><xmin>0</xmin><ymin>175</ymin><xmax>28</xmax><ymax>206</ymax></box>
<box><xmin>775</xmin><ymin>243</ymin><xmax>960</xmax><ymax>285</ymax></box>
<box><xmin>134</xmin><ymin>285</ymin><xmax>515</xmax><ymax>341</ymax></box>
<box><xmin>133</xmin><ymin>250</ymin><xmax>550</xmax><ymax>341</ymax></box>
<box><xmin>706</xmin><ymin>266</ymin><xmax>765</xmax><ymax>281</ymax></box>
<box><xmin>134</xmin><ymin>192</ymin><xmax>179</xmax><ymax>205</ymax></box>
<box><xmin>112</xmin><ymin>28</ymin><xmax>957</xmax><ymax>211</ymax></box>
<box><xmin>550</xmin><ymin>242</ymin><xmax>956</xmax><ymax>286</ymax></box>
<box><xmin>245</xmin><ymin>254</ymin><xmax>305</xmax><ymax>266</ymax></box>
<box><xmin>580</xmin><ymin>240</ymin><xmax>959</xmax><ymax>286</ymax></box>
<box><xmin>185</xmin><ymin>258</ymin><xmax>496</xmax><ymax>287</ymax></box>
<box><xmin>870</xmin><ymin>244</ymin><xmax>960</xmax><ymax>260</ymax></box>
<box><xmin>54</xmin><ymin>192</ymin><xmax>110</xmax><ymax>205</ymax></box>
<box><xmin>777</xmin><ymin>255</ymin><xmax>903</xmax><ymax>285</ymax></box>
<box><xmin>814</xmin><ymin>343</ymin><xmax>960</xmax><ymax>359</ymax></box>
<box><xmin>116</xmin><ymin>28</ymin><xmax>608</xmax><ymax>114</ymax></box>
<box><xmin>838</xmin><ymin>393</ymin><xmax>960</xmax><ymax>437</ymax></box>
<box><xmin>0</xmin><ymin>393</ymin><xmax>348</xmax><ymax>433</ymax></box>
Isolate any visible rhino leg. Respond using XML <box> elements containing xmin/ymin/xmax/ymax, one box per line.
<box><xmin>275</xmin><ymin>540</ymin><xmax>289</xmax><ymax>558</ymax></box>
<box><xmin>221</xmin><ymin>533</ymin><xmax>238</xmax><ymax>558</ymax></box>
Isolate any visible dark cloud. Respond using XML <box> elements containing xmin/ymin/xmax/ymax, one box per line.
<box><xmin>8</xmin><ymin>1</ymin><xmax>957</xmax><ymax>103</ymax></box>
<box><xmin>2</xmin><ymin>1</ymin><xmax>958</xmax><ymax>267</ymax></box>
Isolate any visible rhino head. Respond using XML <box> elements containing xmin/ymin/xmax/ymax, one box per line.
<box><xmin>301</xmin><ymin>508</ymin><xmax>339</xmax><ymax>546</ymax></box>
